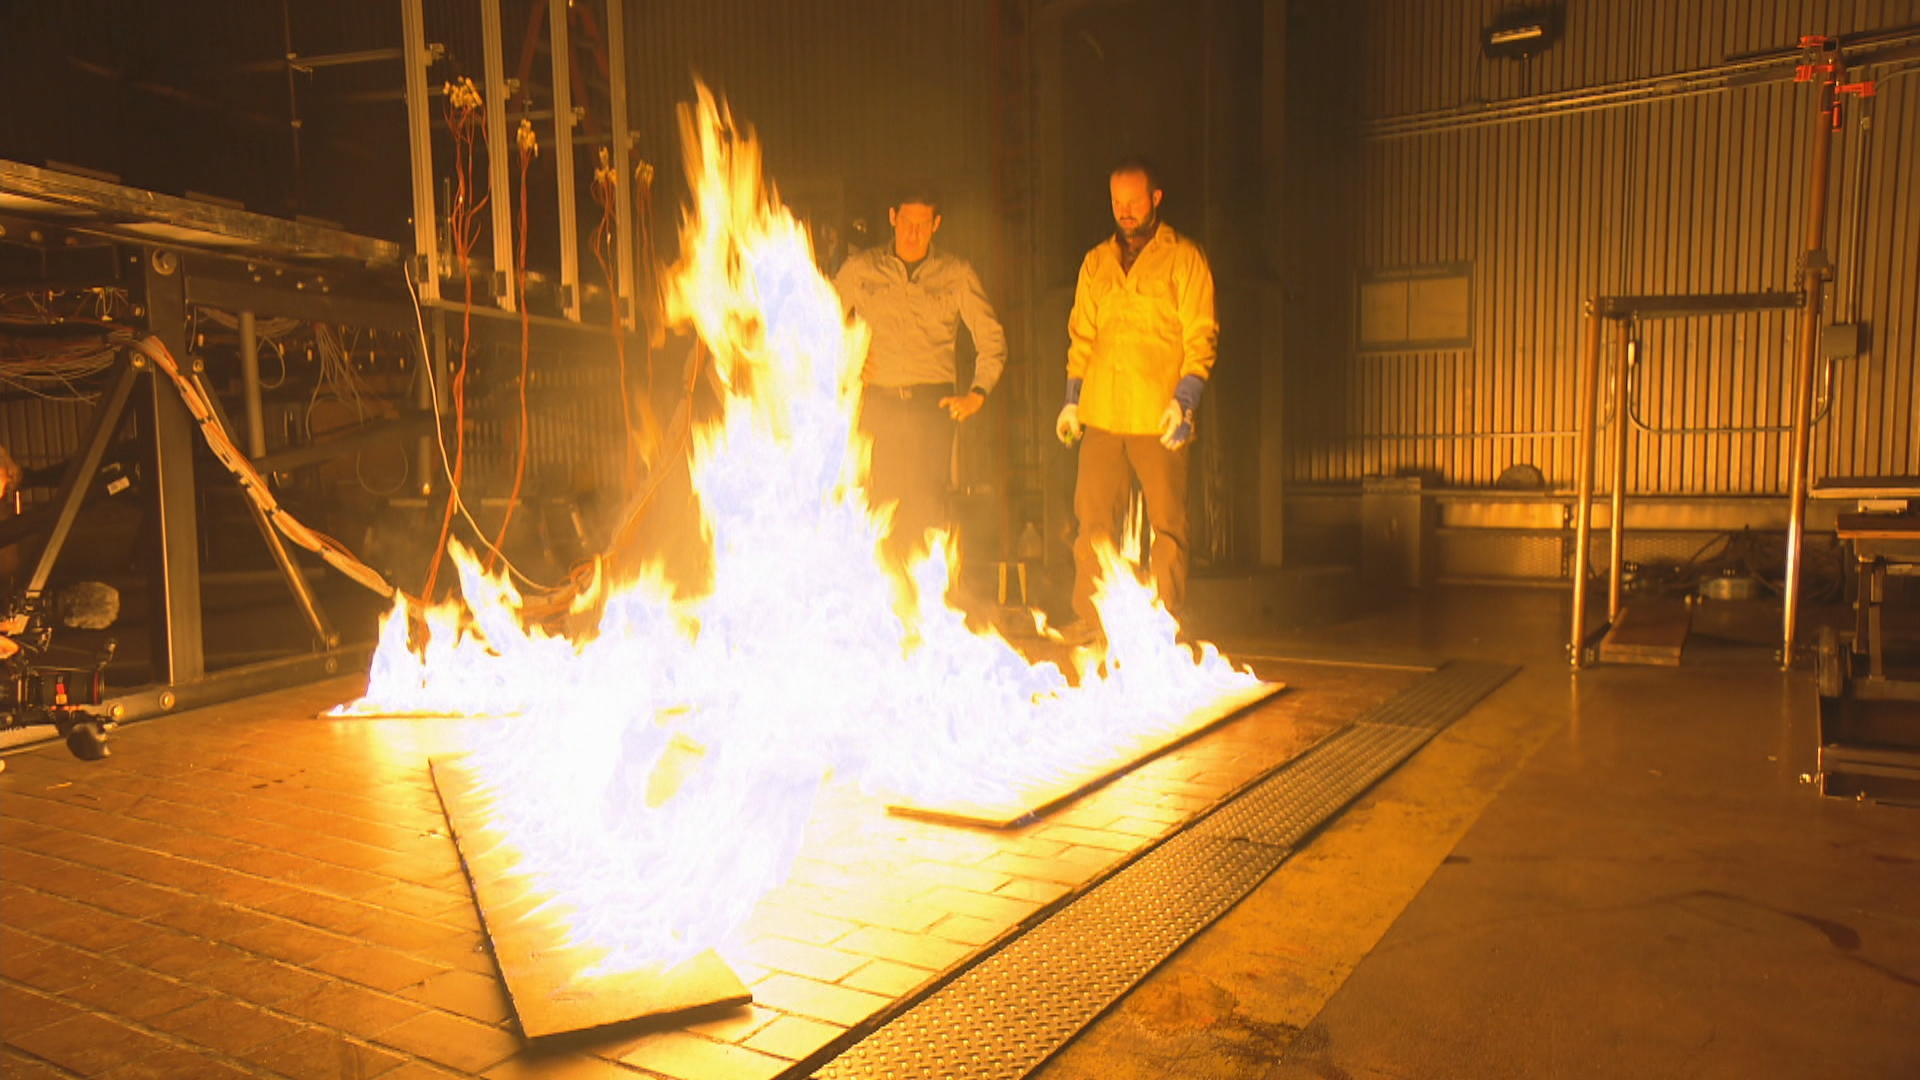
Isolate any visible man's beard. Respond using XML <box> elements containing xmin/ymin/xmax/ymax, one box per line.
<box><xmin>1115</xmin><ymin>213</ymin><xmax>1157</xmax><ymax>242</ymax></box>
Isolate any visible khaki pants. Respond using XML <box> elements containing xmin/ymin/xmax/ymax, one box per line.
<box><xmin>1071</xmin><ymin>427</ymin><xmax>1189</xmax><ymax>627</ymax></box>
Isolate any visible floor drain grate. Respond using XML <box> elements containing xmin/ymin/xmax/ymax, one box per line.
<box><xmin>807</xmin><ymin>659</ymin><xmax>1516</xmax><ymax>1080</ymax></box>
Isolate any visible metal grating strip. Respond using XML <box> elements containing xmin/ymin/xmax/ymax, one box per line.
<box><xmin>1190</xmin><ymin>721</ymin><xmax>1434</xmax><ymax>850</ymax></box>
<box><xmin>810</xmin><ymin>660</ymin><xmax>1516</xmax><ymax>1080</ymax></box>
<box><xmin>1358</xmin><ymin>660</ymin><xmax>1516</xmax><ymax>729</ymax></box>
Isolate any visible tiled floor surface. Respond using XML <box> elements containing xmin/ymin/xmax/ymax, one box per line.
<box><xmin>1</xmin><ymin>656</ymin><xmax>1415</xmax><ymax>1079</ymax></box>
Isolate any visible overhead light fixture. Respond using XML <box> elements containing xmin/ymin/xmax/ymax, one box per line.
<box><xmin>1483</xmin><ymin>5</ymin><xmax>1564</xmax><ymax>60</ymax></box>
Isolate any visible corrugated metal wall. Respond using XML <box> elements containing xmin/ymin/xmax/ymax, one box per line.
<box><xmin>1289</xmin><ymin>0</ymin><xmax>1920</xmax><ymax>493</ymax></box>
<box><xmin>0</xmin><ymin>398</ymin><xmax>97</xmax><ymax>512</ymax></box>
<box><xmin>622</xmin><ymin>0</ymin><xmax>997</xmax><ymax>266</ymax></box>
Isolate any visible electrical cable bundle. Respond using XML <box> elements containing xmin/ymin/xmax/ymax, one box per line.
<box><xmin>480</xmin><ymin>117</ymin><xmax>540</xmax><ymax>576</ymax></box>
<box><xmin>128</xmin><ymin>334</ymin><xmax>400</xmax><ymax>602</ymax></box>
<box><xmin>419</xmin><ymin>76</ymin><xmax>492</xmax><ymax>605</ymax></box>
<box><xmin>1</xmin><ymin>336</ymin><xmax>120</xmax><ymax>400</ymax></box>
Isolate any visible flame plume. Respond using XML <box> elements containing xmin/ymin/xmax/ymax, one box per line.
<box><xmin>342</xmin><ymin>84</ymin><xmax>1259</xmax><ymax>972</ymax></box>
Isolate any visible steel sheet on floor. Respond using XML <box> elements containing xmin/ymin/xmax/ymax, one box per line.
<box><xmin>885</xmin><ymin>681</ymin><xmax>1287</xmax><ymax>828</ymax></box>
<box><xmin>429</xmin><ymin>757</ymin><xmax>751</xmax><ymax>1042</ymax></box>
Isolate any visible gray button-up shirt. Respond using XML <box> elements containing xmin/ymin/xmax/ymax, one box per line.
<box><xmin>833</xmin><ymin>245</ymin><xmax>1007</xmax><ymax>394</ymax></box>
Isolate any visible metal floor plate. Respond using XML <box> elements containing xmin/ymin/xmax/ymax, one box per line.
<box><xmin>431</xmin><ymin>758</ymin><xmax>751</xmax><ymax>1040</ymax></box>
<box><xmin>810</xmin><ymin>659</ymin><xmax>1516</xmax><ymax>1080</ymax></box>
<box><xmin>887</xmin><ymin>681</ymin><xmax>1286</xmax><ymax>827</ymax></box>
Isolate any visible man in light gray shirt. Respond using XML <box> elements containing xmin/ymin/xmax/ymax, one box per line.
<box><xmin>834</xmin><ymin>184</ymin><xmax>1007</xmax><ymax>568</ymax></box>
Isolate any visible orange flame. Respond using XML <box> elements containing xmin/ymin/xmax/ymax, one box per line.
<box><xmin>341</xmin><ymin>84</ymin><xmax>1259</xmax><ymax>972</ymax></box>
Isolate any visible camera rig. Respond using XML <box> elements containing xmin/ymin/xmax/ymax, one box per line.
<box><xmin>2</xmin><ymin>592</ymin><xmax>118</xmax><ymax>760</ymax></box>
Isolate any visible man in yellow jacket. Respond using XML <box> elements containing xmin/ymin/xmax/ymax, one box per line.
<box><xmin>1056</xmin><ymin>158</ymin><xmax>1217</xmax><ymax>639</ymax></box>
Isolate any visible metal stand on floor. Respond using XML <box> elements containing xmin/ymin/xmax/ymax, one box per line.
<box><xmin>7</xmin><ymin>337</ymin><xmax>355</xmax><ymax>744</ymax></box>
<box><xmin>1570</xmin><ymin>35</ymin><xmax>1873</xmax><ymax>671</ymax></box>
<box><xmin>1567</xmin><ymin>291</ymin><xmax>1808</xmax><ymax>668</ymax></box>
<box><xmin>1816</xmin><ymin>501</ymin><xmax>1920</xmax><ymax>801</ymax></box>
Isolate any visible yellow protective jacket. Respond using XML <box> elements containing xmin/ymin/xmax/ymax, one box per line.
<box><xmin>1065</xmin><ymin>223</ymin><xmax>1218</xmax><ymax>435</ymax></box>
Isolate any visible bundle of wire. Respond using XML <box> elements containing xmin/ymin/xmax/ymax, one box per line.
<box><xmin>128</xmin><ymin>334</ymin><xmax>400</xmax><ymax>601</ymax></box>
<box><xmin>1</xmin><ymin>335</ymin><xmax>121</xmax><ymax>400</ymax></box>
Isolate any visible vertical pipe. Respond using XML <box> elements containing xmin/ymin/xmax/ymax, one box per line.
<box><xmin>1569</xmin><ymin>303</ymin><xmax>1603</xmax><ymax>668</ymax></box>
<box><xmin>1782</xmin><ymin>70</ymin><xmax>1838</xmax><ymax>668</ymax></box>
<box><xmin>481</xmin><ymin>0</ymin><xmax>517</xmax><ymax>312</ymax></box>
<box><xmin>237</xmin><ymin>310</ymin><xmax>267</xmax><ymax>458</ymax></box>
<box><xmin>399</xmin><ymin>0</ymin><xmax>439</xmax><ymax>303</ymax></box>
<box><xmin>606</xmin><ymin>0</ymin><xmax>637</xmax><ymax>329</ymax></box>
<box><xmin>1607</xmin><ymin>329</ymin><xmax>1634</xmax><ymax>620</ymax></box>
<box><xmin>548</xmin><ymin>0</ymin><xmax>581</xmax><ymax>321</ymax></box>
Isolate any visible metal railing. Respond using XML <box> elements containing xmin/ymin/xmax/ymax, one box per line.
<box><xmin>1570</xmin><ymin>37</ymin><xmax>1869</xmax><ymax>670</ymax></box>
<box><xmin>1567</xmin><ymin>293</ymin><xmax>1811</xmax><ymax>668</ymax></box>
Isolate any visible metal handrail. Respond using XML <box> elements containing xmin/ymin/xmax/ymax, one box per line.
<box><xmin>1625</xmin><ymin>336</ymin><xmax>1839</xmax><ymax>436</ymax></box>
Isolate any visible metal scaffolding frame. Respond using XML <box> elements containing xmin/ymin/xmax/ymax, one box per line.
<box><xmin>397</xmin><ymin>0</ymin><xmax>633</xmax><ymax>323</ymax></box>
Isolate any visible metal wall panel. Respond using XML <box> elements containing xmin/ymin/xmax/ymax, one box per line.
<box><xmin>0</xmin><ymin>397</ymin><xmax>96</xmax><ymax>512</ymax></box>
<box><xmin>1363</xmin><ymin>0</ymin><xmax>1920</xmax><ymax>119</ymax></box>
<box><xmin>1294</xmin><ymin>0</ymin><xmax>1920</xmax><ymax>493</ymax></box>
<box><xmin>621</xmin><ymin>0</ymin><xmax>997</xmax><ymax>265</ymax></box>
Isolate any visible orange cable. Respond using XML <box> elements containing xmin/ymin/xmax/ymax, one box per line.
<box><xmin>485</xmin><ymin>137</ymin><xmax>537</xmax><ymax>572</ymax></box>
<box><xmin>420</xmin><ymin>98</ymin><xmax>487</xmax><ymax>602</ymax></box>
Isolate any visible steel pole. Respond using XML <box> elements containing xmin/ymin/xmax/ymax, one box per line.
<box><xmin>1607</xmin><ymin>331</ymin><xmax>1634</xmax><ymax>621</ymax></box>
<box><xmin>1570</xmin><ymin>304</ymin><xmax>1604</xmax><ymax>668</ymax></box>
<box><xmin>237</xmin><ymin>310</ymin><xmax>267</xmax><ymax>458</ymax></box>
<box><xmin>606</xmin><ymin>0</ymin><xmax>637</xmax><ymax>329</ymax></box>
<box><xmin>399</xmin><ymin>0</ymin><xmax>439</xmax><ymax>303</ymax></box>
<box><xmin>481</xmin><ymin>0</ymin><xmax>517</xmax><ymax>312</ymax></box>
<box><xmin>548</xmin><ymin>0</ymin><xmax>581</xmax><ymax>320</ymax></box>
<box><xmin>1782</xmin><ymin>72</ymin><xmax>1838</xmax><ymax>669</ymax></box>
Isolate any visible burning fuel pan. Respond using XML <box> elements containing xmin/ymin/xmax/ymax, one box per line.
<box><xmin>430</xmin><ymin>757</ymin><xmax>752</xmax><ymax>1041</ymax></box>
<box><xmin>886</xmin><ymin>680</ymin><xmax>1286</xmax><ymax>828</ymax></box>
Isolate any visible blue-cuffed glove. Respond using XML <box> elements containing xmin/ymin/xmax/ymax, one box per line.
<box><xmin>1056</xmin><ymin>378</ymin><xmax>1085</xmax><ymax>445</ymax></box>
<box><xmin>1158</xmin><ymin>375</ymin><xmax>1206</xmax><ymax>450</ymax></box>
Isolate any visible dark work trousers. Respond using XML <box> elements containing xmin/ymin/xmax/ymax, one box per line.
<box><xmin>859</xmin><ymin>384</ymin><xmax>956</xmax><ymax>564</ymax></box>
<box><xmin>1072</xmin><ymin>426</ymin><xmax>1190</xmax><ymax>627</ymax></box>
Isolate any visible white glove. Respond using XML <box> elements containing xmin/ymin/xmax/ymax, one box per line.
<box><xmin>1158</xmin><ymin>399</ymin><xmax>1195</xmax><ymax>450</ymax></box>
<box><xmin>1055</xmin><ymin>403</ymin><xmax>1084</xmax><ymax>445</ymax></box>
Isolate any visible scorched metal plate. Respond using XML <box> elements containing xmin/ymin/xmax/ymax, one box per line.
<box><xmin>886</xmin><ymin>680</ymin><xmax>1285</xmax><ymax>828</ymax></box>
<box><xmin>429</xmin><ymin>757</ymin><xmax>751</xmax><ymax>1041</ymax></box>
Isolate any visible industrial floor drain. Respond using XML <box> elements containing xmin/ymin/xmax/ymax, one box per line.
<box><xmin>807</xmin><ymin>659</ymin><xmax>1516</xmax><ymax>1080</ymax></box>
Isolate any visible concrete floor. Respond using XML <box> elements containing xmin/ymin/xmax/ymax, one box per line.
<box><xmin>0</xmin><ymin>602</ymin><xmax>1395</xmax><ymax>1079</ymax></box>
<box><xmin>5</xmin><ymin>585</ymin><xmax>1917</xmax><ymax>1079</ymax></box>
<box><xmin>1038</xmin><ymin>588</ymin><xmax>1920</xmax><ymax>1080</ymax></box>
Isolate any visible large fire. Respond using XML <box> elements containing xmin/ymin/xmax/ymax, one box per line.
<box><xmin>341</xmin><ymin>85</ymin><xmax>1260</xmax><ymax>974</ymax></box>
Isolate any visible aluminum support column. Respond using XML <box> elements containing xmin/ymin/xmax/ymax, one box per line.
<box><xmin>481</xmin><ymin>0</ymin><xmax>517</xmax><ymax>312</ymax></box>
<box><xmin>548</xmin><ymin>0</ymin><xmax>581</xmax><ymax>320</ymax></box>
<box><xmin>606</xmin><ymin>0</ymin><xmax>637</xmax><ymax>328</ymax></box>
<box><xmin>400</xmin><ymin>0</ymin><xmax>440</xmax><ymax>303</ymax></box>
